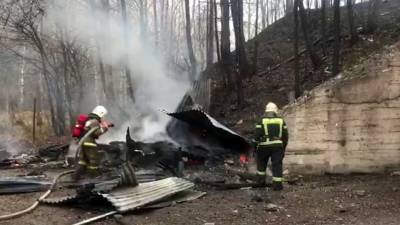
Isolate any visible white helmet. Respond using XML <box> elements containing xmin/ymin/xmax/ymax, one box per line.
<box><xmin>92</xmin><ymin>105</ymin><xmax>108</xmax><ymax>118</ymax></box>
<box><xmin>265</xmin><ymin>102</ymin><xmax>278</xmax><ymax>113</ymax></box>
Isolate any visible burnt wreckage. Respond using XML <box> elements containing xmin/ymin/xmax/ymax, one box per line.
<box><xmin>42</xmin><ymin>98</ymin><xmax>249</xmax><ymax>210</ymax></box>
<box><xmin>102</xmin><ymin>107</ymin><xmax>251</xmax><ymax>181</ymax></box>
<box><xmin>0</xmin><ymin>91</ymin><xmax>252</xmax><ymax>224</ymax></box>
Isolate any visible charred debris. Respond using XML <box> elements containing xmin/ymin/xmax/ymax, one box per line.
<box><xmin>0</xmin><ymin>102</ymin><xmax>256</xmax><ymax>224</ymax></box>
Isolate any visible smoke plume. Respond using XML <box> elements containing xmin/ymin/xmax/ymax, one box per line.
<box><xmin>45</xmin><ymin>0</ymin><xmax>190</xmax><ymax>142</ymax></box>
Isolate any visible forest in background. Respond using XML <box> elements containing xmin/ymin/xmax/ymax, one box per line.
<box><xmin>0</xmin><ymin>0</ymin><xmax>392</xmax><ymax>143</ymax></box>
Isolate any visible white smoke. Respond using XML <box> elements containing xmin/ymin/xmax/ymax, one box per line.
<box><xmin>44</xmin><ymin>0</ymin><xmax>190</xmax><ymax>142</ymax></box>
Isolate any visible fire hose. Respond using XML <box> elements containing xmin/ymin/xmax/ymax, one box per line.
<box><xmin>0</xmin><ymin>170</ymin><xmax>74</xmax><ymax>221</ymax></box>
<box><xmin>0</xmin><ymin>127</ymin><xmax>100</xmax><ymax>221</ymax></box>
<box><xmin>0</xmin><ymin>124</ymin><xmax>113</xmax><ymax>221</ymax></box>
<box><xmin>74</xmin><ymin>126</ymin><xmax>100</xmax><ymax>163</ymax></box>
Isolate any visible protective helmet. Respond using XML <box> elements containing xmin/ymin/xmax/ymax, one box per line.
<box><xmin>265</xmin><ymin>102</ymin><xmax>278</xmax><ymax>113</ymax></box>
<box><xmin>92</xmin><ymin>105</ymin><xmax>108</xmax><ymax>118</ymax></box>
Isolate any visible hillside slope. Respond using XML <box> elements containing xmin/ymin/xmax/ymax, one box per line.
<box><xmin>210</xmin><ymin>0</ymin><xmax>400</xmax><ymax>138</ymax></box>
<box><xmin>284</xmin><ymin>41</ymin><xmax>400</xmax><ymax>174</ymax></box>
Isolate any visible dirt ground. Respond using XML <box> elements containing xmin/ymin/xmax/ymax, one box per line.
<box><xmin>0</xmin><ymin>168</ymin><xmax>399</xmax><ymax>225</ymax></box>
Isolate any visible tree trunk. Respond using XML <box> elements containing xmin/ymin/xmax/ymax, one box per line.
<box><xmin>230</xmin><ymin>0</ymin><xmax>247</xmax><ymax>106</ymax></box>
<box><xmin>59</xmin><ymin>29</ymin><xmax>74</xmax><ymax>129</ymax></box>
<box><xmin>321</xmin><ymin>0</ymin><xmax>327</xmax><ymax>56</ymax></box>
<box><xmin>247</xmin><ymin>0</ymin><xmax>251</xmax><ymax>39</ymax></box>
<box><xmin>252</xmin><ymin>0</ymin><xmax>260</xmax><ymax>75</ymax></box>
<box><xmin>231</xmin><ymin>0</ymin><xmax>250</xmax><ymax>76</ymax></box>
<box><xmin>184</xmin><ymin>0</ymin><xmax>197</xmax><ymax>82</ymax></box>
<box><xmin>332</xmin><ymin>0</ymin><xmax>341</xmax><ymax>76</ymax></box>
<box><xmin>101</xmin><ymin>0</ymin><xmax>115</xmax><ymax>101</ymax></box>
<box><xmin>266</xmin><ymin>0</ymin><xmax>269</xmax><ymax>26</ymax></box>
<box><xmin>347</xmin><ymin>0</ymin><xmax>358</xmax><ymax>46</ymax></box>
<box><xmin>120</xmin><ymin>0</ymin><xmax>135</xmax><ymax>103</ymax></box>
<box><xmin>206</xmin><ymin>0</ymin><xmax>215</xmax><ymax>66</ymax></box>
<box><xmin>139</xmin><ymin>0</ymin><xmax>148</xmax><ymax>41</ymax></box>
<box><xmin>89</xmin><ymin>0</ymin><xmax>107</xmax><ymax>102</ymax></box>
<box><xmin>220</xmin><ymin>0</ymin><xmax>233</xmax><ymax>88</ymax></box>
<box><xmin>153</xmin><ymin>0</ymin><xmax>158</xmax><ymax>48</ymax></box>
<box><xmin>298</xmin><ymin>0</ymin><xmax>322</xmax><ymax>69</ymax></box>
<box><xmin>261</xmin><ymin>0</ymin><xmax>266</xmax><ymax>29</ymax></box>
<box><xmin>366</xmin><ymin>0</ymin><xmax>380</xmax><ymax>34</ymax></box>
<box><xmin>293</xmin><ymin>0</ymin><xmax>300</xmax><ymax>98</ymax></box>
<box><xmin>214</xmin><ymin>0</ymin><xmax>221</xmax><ymax>62</ymax></box>
<box><xmin>314</xmin><ymin>0</ymin><xmax>319</xmax><ymax>9</ymax></box>
<box><xmin>286</xmin><ymin>0</ymin><xmax>293</xmax><ymax>15</ymax></box>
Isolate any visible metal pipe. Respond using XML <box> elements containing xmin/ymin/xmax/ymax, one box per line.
<box><xmin>72</xmin><ymin>211</ymin><xmax>118</xmax><ymax>225</ymax></box>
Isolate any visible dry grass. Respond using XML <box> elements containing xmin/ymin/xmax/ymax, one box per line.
<box><xmin>0</xmin><ymin>110</ymin><xmax>53</xmax><ymax>145</ymax></box>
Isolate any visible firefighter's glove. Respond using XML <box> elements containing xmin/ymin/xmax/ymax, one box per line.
<box><xmin>101</xmin><ymin>121</ymin><xmax>114</xmax><ymax>128</ymax></box>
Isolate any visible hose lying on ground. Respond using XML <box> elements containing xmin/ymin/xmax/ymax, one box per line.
<box><xmin>0</xmin><ymin>170</ymin><xmax>74</xmax><ymax>221</ymax></box>
<box><xmin>0</xmin><ymin>127</ymin><xmax>102</xmax><ymax>221</ymax></box>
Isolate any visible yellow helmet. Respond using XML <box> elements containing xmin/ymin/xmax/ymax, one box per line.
<box><xmin>265</xmin><ymin>102</ymin><xmax>278</xmax><ymax>113</ymax></box>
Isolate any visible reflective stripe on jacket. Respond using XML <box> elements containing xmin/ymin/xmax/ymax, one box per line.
<box><xmin>255</xmin><ymin>114</ymin><xmax>288</xmax><ymax>147</ymax></box>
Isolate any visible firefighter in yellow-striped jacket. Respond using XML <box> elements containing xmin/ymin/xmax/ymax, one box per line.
<box><xmin>254</xmin><ymin>102</ymin><xmax>289</xmax><ymax>191</ymax></box>
<box><xmin>73</xmin><ymin>105</ymin><xmax>112</xmax><ymax>181</ymax></box>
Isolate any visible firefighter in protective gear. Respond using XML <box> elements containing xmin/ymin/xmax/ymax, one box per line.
<box><xmin>254</xmin><ymin>102</ymin><xmax>288</xmax><ymax>191</ymax></box>
<box><xmin>73</xmin><ymin>105</ymin><xmax>113</xmax><ymax>181</ymax></box>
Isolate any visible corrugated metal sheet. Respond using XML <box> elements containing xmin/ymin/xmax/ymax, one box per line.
<box><xmin>191</xmin><ymin>78</ymin><xmax>212</xmax><ymax>112</ymax></box>
<box><xmin>174</xmin><ymin>77</ymin><xmax>212</xmax><ymax>113</ymax></box>
<box><xmin>142</xmin><ymin>190</ymin><xmax>206</xmax><ymax>209</ymax></box>
<box><xmin>166</xmin><ymin>110</ymin><xmax>251</xmax><ymax>153</ymax></box>
<box><xmin>0</xmin><ymin>177</ymin><xmax>51</xmax><ymax>194</ymax></box>
<box><xmin>100</xmin><ymin>177</ymin><xmax>194</xmax><ymax>212</ymax></box>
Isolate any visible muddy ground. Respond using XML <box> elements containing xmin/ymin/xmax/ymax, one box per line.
<box><xmin>0</xmin><ymin>168</ymin><xmax>399</xmax><ymax>225</ymax></box>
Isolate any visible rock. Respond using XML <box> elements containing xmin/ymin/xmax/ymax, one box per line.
<box><xmin>354</xmin><ymin>190</ymin><xmax>366</xmax><ymax>197</ymax></box>
<box><xmin>251</xmin><ymin>194</ymin><xmax>263</xmax><ymax>202</ymax></box>
<box><xmin>392</xmin><ymin>187</ymin><xmax>398</xmax><ymax>192</ymax></box>
<box><xmin>204</xmin><ymin>223</ymin><xmax>215</xmax><ymax>225</ymax></box>
<box><xmin>390</xmin><ymin>171</ymin><xmax>400</xmax><ymax>176</ymax></box>
<box><xmin>266</xmin><ymin>203</ymin><xmax>279</xmax><ymax>212</ymax></box>
<box><xmin>232</xmin><ymin>209</ymin><xmax>239</xmax><ymax>214</ymax></box>
<box><xmin>0</xmin><ymin>150</ymin><xmax>10</xmax><ymax>161</ymax></box>
<box><xmin>224</xmin><ymin>159</ymin><xmax>234</xmax><ymax>165</ymax></box>
<box><xmin>113</xmin><ymin>214</ymin><xmax>123</xmax><ymax>220</ymax></box>
<box><xmin>235</xmin><ymin>119</ymin><xmax>243</xmax><ymax>125</ymax></box>
<box><xmin>337</xmin><ymin>205</ymin><xmax>347</xmax><ymax>213</ymax></box>
<box><xmin>283</xmin><ymin>169</ymin><xmax>290</xmax><ymax>175</ymax></box>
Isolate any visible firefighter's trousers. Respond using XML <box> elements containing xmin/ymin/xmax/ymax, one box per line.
<box><xmin>256</xmin><ymin>144</ymin><xmax>284</xmax><ymax>188</ymax></box>
<box><xmin>74</xmin><ymin>142</ymin><xmax>103</xmax><ymax>180</ymax></box>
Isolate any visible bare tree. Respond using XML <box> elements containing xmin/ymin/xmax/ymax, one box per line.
<box><xmin>298</xmin><ymin>0</ymin><xmax>321</xmax><ymax>69</ymax></box>
<box><xmin>220</xmin><ymin>0</ymin><xmax>233</xmax><ymax>87</ymax></box>
<box><xmin>347</xmin><ymin>0</ymin><xmax>358</xmax><ymax>46</ymax></box>
<box><xmin>231</xmin><ymin>0</ymin><xmax>250</xmax><ymax>76</ymax></box>
<box><xmin>230</xmin><ymin>0</ymin><xmax>248</xmax><ymax>106</ymax></box>
<box><xmin>293</xmin><ymin>0</ymin><xmax>300</xmax><ymax>98</ymax></box>
<box><xmin>261</xmin><ymin>0</ymin><xmax>267</xmax><ymax>29</ymax></box>
<box><xmin>153</xmin><ymin>0</ymin><xmax>159</xmax><ymax>48</ymax></box>
<box><xmin>184</xmin><ymin>0</ymin><xmax>197</xmax><ymax>81</ymax></box>
<box><xmin>366</xmin><ymin>0</ymin><xmax>381</xmax><ymax>34</ymax></box>
<box><xmin>252</xmin><ymin>0</ymin><xmax>260</xmax><ymax>75</ymax></box>
<box><xmin>120</xmin><ymin>0</ymin><xmax>135</xmax><ymax>103</ymax></box>
<box><xmin>321</xmin><ymin>0</ymin><xmax>327</xmax><ymax>56</ymax></box>
<box><xmin>206</xmin><ymin>0</ymin><xmax>215</xmax><ymax>66</ymax></box>
<box><xmin>332</xmin><ymin>0</ymin><xmax>341</xmax><ymax>76</ymax></box>
<box><xmin>285</xmin><ymin>0</ymin><xmax>294</xmax><ymax>15</ymax></box>
<box><xmin>214</xmin><ymin>0</ymin><xmax>221</xmax><ymax>62</ymax></box>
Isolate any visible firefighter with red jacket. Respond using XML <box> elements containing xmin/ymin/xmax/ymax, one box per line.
<box><xmin>73</xmin><ymin>105</ymin><xmax>113</xmax><ymax>181</ymax></box>
<box><xmin>254</xmin><ymin>102</ymin><xmax>289</xmax><ymax>191</ymax></box>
